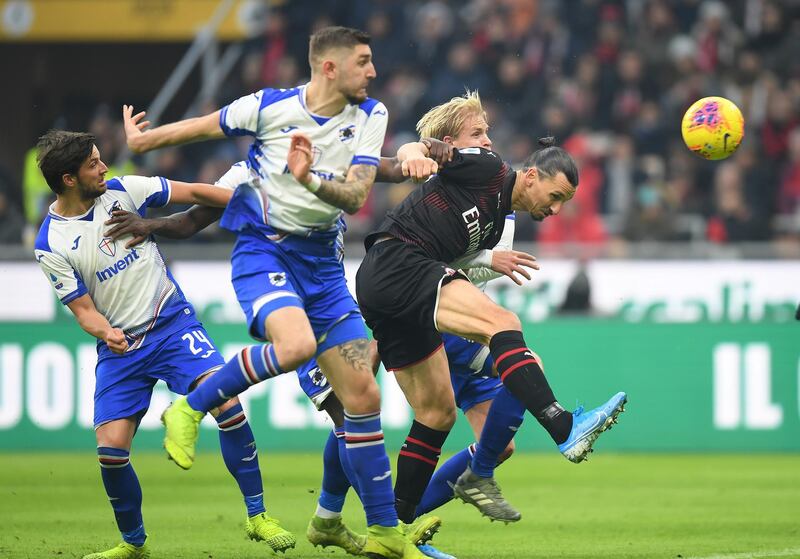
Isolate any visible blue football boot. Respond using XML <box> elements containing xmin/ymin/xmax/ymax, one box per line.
<box><xmin>418</xmin><ymin>544</ymin><xmax>457</xmax><ymax>559</ymax></box>
<box><xmin>558</xmin><ymin>391</ymin><xmax>627</xmax><ymax>463</ymax></box>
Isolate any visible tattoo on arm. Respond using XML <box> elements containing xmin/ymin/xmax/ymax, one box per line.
<box><xmin>315</xmin><ymin>165</ymin><xmax>377</xmax><ymax>214</ymax></box>
<box><xmin>337</xmin><ymin>339</ymin><xmax>373</xmax><ymax>374</ymax></box>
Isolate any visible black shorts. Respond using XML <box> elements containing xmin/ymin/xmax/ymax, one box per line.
<box><xmin>355</xmin><ymin>238</ymin><xmax>467</xmax><ymax>370</ymax></box>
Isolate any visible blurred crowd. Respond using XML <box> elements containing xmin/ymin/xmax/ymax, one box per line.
<box><xmin>5</xmin><ymin>0</ymin><xmax>800</xmax><ymax>252</ymax></box>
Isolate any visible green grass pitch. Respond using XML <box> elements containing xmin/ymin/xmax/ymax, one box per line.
<box><xmin>1</xmin><ymin>452</ymin><xmax>799</xmax><ymax>559</ymax></box>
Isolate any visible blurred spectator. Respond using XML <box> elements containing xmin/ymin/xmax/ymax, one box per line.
<box><xmin>707</xmin><ymin>162</ymin><xmax>770</xmax><ymax>242</ymax></box>
<box><xmin>8</xmin><ymin>0</ymin><xmax>800</xmax><ymax>247</ymax></box>
<box><xmin>0</xmin><ymin>167</ymin><xmax>23</xmax><ymax>244</ymax></box>
<box><xmin>537</xmin><ymin>196</ymin><xmax>608</xmax><ymax>245</ymax></box>
<box><xmin>778</xmin><ymin>128</ymin><xmax>800</xmax><ymax>216</ymax></box>
<box><xmin>557</xmin><ymin>260</ymin><xmax>593</xmax><ymax>315</ymax></box>
<box><xmin>22</xmin><ymin>146</ymin><xmax>52</xmax><ymax>229</ymax></box>
<box><xmin>621</xmin><ymin>185</ymin><xmax>683</xmax><ymax>242</ymax></box>
<box><xmin>722</xmin><ymin>48</ymin><xmax>775</xmax><ymax>130</ymax></box>
<box><xmin>693</xmin><ymin>1</ymin><xmax>743</xmax><ymax>72</ymax></box>
<box><xmin>760</xmin><ymin>90</ymin><xmax>800</xmax><ymax>162</ymax></box>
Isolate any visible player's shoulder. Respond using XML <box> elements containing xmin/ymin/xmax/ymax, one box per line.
<box><xmin>355</xmin><ymin>97</ymin><xmax>387</xmax><ymax>118</ymax></box>
<box><xmin>455</xmin><ymin>147</ymin><xmax>499</xmax><ymax>157</ymax></box>
<box><xmin>109</xmin><ymin>175</ymin><xmax>157</xmax><ymax>190</ymax></box>
<box><xmin>256</xmin><ymin>86</ymin><xmax>302</xmax><ymax>111</ymax></box>
<box><xmin>34</xmin><ymin>214</ymin><xmax>56</xmax><ymax>255</ymax></box>
<box><xmin>216</xmin><ymin>161</ymin><xmax>251</xmax><ymax>189</ymax></box>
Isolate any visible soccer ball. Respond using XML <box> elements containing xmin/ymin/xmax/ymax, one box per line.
<box><xmin>681</xmin><ymin>96</ymin><xmax>744</xmax><ymax>160</ymax></box>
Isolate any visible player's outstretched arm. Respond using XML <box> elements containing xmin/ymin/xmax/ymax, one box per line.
<box><xmin>67</xmin><ymin>295</ymin><xmax>128</xmax><ymax>354</ymax></box>
<box><xmin>287</xmin><ymin>132</ymin><xmax>378</xmax><ymax>214</ymax></box>
<box><xmin>105</xmin><ymin>206</ymin><xmax>224</xmax><ymax>248</ymax></box>
<box><xmin>169</xmin><ymin>180</ymin><xmax>232</xmax><ymax>208</ymax></box>
<box><xmin>123</xmin><ymin>104</ymin><xmax>225</xmax><ymax>154</ymax></box>
<box><xmin>377</xmin><ymin>138</ymin><xmax>453</xmax><ymax>183</ymax></box>
<box><xmin>396</xmin><ymin>141</ymin><xmax>439</xmax><ymax>181</ymax></box>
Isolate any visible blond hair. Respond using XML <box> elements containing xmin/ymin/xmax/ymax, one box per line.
<box><xmin>416</xmin><ymin>90</ymin><xmax>486</xmax><ymax>140</ymax></box>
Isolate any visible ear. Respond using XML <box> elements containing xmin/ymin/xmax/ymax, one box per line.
<box><xmin>321</xmin><ymin>59</ymin><xmax>337</xmax><ymax>80</ymax></box>
<box><xmin>61</xmin><ymin>172</ymin><xmax>77</xmax><ymax>189</ymax></box>
<box><xmin>443</xmin><ymin>136</ymin><xmax>454</xmax><ymax>145</ymax></box>
<box><xmin>525</xmin><ymin>166</ymin><xmax>538</xmax><ymax>184</ymax></box>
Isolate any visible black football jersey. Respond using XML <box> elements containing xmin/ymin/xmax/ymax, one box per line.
<box><xmin>366</xmin><ymin>147</ymin><xmax>517</xmax><ymax>263</ymax></box>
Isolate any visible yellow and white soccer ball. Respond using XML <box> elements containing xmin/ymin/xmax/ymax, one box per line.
<box><xmin>681</xmin><ymin>96</ymin><xmax>744</xmax><ymax>160</ymax></box>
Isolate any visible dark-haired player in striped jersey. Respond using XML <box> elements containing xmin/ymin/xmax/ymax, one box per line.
<box><xmin>32</xmin><ymin>130</ymin><xmax>295</xmax><ymax>559</ymax></box>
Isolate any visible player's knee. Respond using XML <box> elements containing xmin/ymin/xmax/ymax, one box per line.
<box><xmin>416</xmin><ymin>402</ymin><xmax>457</xmax><ymax>431</ymax></box>
<box><xmin>497</xmin><ymin>440</ymin><xmax>516</xmax><ymax>465</ymax></box>
<box><xmin>95</xmin><ymin>432</ymin><xmax>131</xmax><ymax>450</ymax></box>
<box><xmin>340</xmin><ymin>378</ymin><xmax>381</xmax><ymax>414</ymax></box>
<box><xmin>275</xmin><ymin>335</ymin><xmax>317</xmax><ymax>370</ymax></box>
<box><xmin>490</xmin><ymin>308</ymin><xmax>521</xmax><ymax>335</ymax></box>
<box><xmin>214</xmin><ymin>396</ymin><xmax>241</xmax><ymax>415</ymax></box>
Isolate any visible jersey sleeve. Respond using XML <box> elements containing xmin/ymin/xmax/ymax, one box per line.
<box><xmin>219</xmin><ymin>90</ymin><xmax>264</xmax><ymax>137</ymax></box>
<box><xmin>35</xmin><ymin>250</ymin><xmax>87</xmax><ymax>305</ymax></box>
<box><xmin>215</xmin><ymin>162</ymin><xmax>251</xmax><ymax>190</ymax></box>
<box><xmin>438</xmin><ymin>147</ymin><xmax>508</xmax><ymax>189</ymax></box>
<box><xmin>351</xmin><ymin>101</ymin><xmax>388</xmax><ymax>167</ymax></box>
<box><xmin>466</xmin><ymin>214</ymin><xmax>516</xmax><ymax>287</ymax></box>
<box><xmin>116</xmin><ymin>175</ymin><xmax>171</xmax><ymax>213</ymax></box>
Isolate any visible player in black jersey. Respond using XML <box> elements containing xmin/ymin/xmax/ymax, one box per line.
<box><xmin>356</xmin><ymin>134</ymin><xmax>627</xmax><ymax>525</ymax></box>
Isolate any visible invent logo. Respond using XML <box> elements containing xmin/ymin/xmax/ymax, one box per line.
<box><xmin>95</xmin><ymin>249</ymin><xmax>141</xmax><ymax>283</ymax></box>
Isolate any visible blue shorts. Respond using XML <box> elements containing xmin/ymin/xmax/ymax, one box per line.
<box><xmin>231</xmin><ymin>229</ymin><xmax>366</xmax><ymax>356</ymax></box>
<box><xmin>93</xmin><ymin>319</ymin><xmax>225</xmax><ymax>427</ymax></box>
<box><xmin>296</xmin><ymin>359</ymin><xmax>334</xmax><ymax>410</ymax></box>
<box><xmin>443</xmin><ymin>334</ymin><xmax>502</xmax><ymax>413</ymax></box>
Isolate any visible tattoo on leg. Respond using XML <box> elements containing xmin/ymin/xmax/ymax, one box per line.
<box><xmin>337</xmin><ymin>339</ymin><xmax>372</xmax><ymax>372</ymax></box>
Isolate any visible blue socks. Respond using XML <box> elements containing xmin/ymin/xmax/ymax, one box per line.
<box><xmin>416</xmin><ymin>444</ymin><xmax>474</xmax><ymax>517</ymax></box>
<box><xmin>415</xmin><ymin>388</ymin><xmax>525</xmax><ymax>516</ymax></box>
<box><xmin>215</xmin><ymin>403</ymin><xmax>265</xmax><ymax>517</ymax></box>
<box><xmin>336</xmin><ymin>426</ymin><xmax>360</xmax><ymax>496</ymax></box>
<box><xmin>97</xmin><ymin>447</ymin><xmax>145</xmax><ymax>547</ymax></box>
<box><xmin>343</xmin><ymin>411</ymin><xmax>397</xmax><ymax>527</ymax></box>
<box><xmin>188</xmin><ymin>345</ymin><xmax>285</xmax><ymax>412</ymax></box>
<box><xmin>471</xmin><ymin>387</ymin><xmax>525</xmax><ymax>477</ymax></box>
<box><xmin>318</xmin><ymin>429</ymin><xmax>350</xmax><ymax>514</ymax></box>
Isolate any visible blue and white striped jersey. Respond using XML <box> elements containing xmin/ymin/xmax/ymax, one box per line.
<box><xmin>34</xmin><ymin>175</ymin><xmax>191</xmax><ymax>351</ymax></box>
<box><xmin>218</xmin><ymin>84</ymin><xmax>388</xmax><ymax>236</ymax></box>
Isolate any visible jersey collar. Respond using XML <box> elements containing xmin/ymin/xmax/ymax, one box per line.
<box><xmin>48</xmin><ymin>201</ymin><xmax>96</xmax><ymax>222</ymax></box>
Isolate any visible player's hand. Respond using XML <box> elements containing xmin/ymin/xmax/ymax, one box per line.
<box><xmin>105</xmin><ymin>210</ymin><xmax>153</xmax><ymax>248</ymax></box>
<box><xmin>287</xmin><ymin>132</ymin><xmax>314</xmax><ymax>186</ymax></box>
<box><xmin>122</xmin><ymin>104</ymin><xmax>151</xmax><ymax>154</ymax></box>
<box><xmin>420</xmin><ymin>138</ymin><xmax>454</xmax><ymax>166</ymax></box>
<box><xmin>401</xmin><ymin>157</ymin><xmax>438</xmax><ymax>182</ymax></box>
<box><xmin>490</xmin><ymin>250</ymin><xmax>540</xmax><ymax>285</ymax></box>
<box><xmin>105</xmin><ymin>328</ymin><xmax>129</xmax><ymax>354</ymax></box>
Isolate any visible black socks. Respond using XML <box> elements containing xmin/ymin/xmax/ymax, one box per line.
<box><xmin>489</xmin><ymin>330</ymin><xmax>572</xmax><ymax>444</ymax></box>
